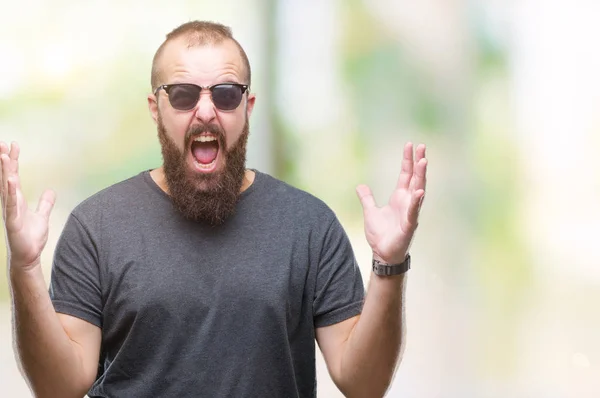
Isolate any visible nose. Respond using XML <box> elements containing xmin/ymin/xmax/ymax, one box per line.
<box><xmin>194</xmin><ymin>91</ymin><xmax>217</xmax><ymax>124</ymax></box>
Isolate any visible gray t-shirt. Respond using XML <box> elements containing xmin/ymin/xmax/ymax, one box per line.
<box><xmin>49</xmin><ymin>170</ymin><xmax>365</xmax><ymax>398</ymax></box>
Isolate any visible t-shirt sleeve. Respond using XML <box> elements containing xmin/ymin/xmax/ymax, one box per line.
<box><xmin>49</xmin><ymin>213</ymin><xmax>103</xmax><ymax>328</ymax></box>
<box><xmin>313</xmin><ymin>217</ymin><xmax>365</xmax><ymax>328</ymax></box>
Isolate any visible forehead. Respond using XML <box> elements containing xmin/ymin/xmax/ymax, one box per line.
<box><xmin>158</xmin><ymin>38</ymin><xmax>245</xmax><ymax>84</ymax></box>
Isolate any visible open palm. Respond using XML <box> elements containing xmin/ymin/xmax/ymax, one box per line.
<box><xmin>356</xmin><ymin>143</ymin><xmax>427</xmax><ymax>264</ymax></box>
<box><xmin>1</xmin><ymin>142</ymin><xmax>55</xmax><ymax>269</ymax></box>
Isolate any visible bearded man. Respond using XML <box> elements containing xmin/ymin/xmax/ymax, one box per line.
<box><xmin>1</xmin><ymin>20</ymin><xmax>428</xmax><ymax>398</ymax></box>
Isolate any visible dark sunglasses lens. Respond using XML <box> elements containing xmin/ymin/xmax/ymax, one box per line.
<box><xmin>211</xmin><ymin>85</ymin><xmax>243</xmax><ymax>110</ymax></box>
<box><xmin>168</xmin><ymin>85</ymin><xmax>200</xmax><ymax>110</ymax></box>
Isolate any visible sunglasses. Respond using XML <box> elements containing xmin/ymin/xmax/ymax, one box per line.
<box><xmin>154</xmin><ymin>83</ymin><xmax>249</xmax><ymax>111</ymax></box>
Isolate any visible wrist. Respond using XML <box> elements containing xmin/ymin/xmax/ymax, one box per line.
<box><xmin>9</xmin><ymin>257</ymin><xmax>43</xmax><ymax>275</ymax></box>
<box><xmin>9</xmin><ymin>261</ymin><xmax>46</xmax><ymax>294</ymax></box>
<box><xmin>372</xmin><ymin>251</ymin><xmax>408</xmax><ymax>265</ymax></box>
<box><xmin>372</xmin><ymin>254</ymin><xmax>411</xmax><ymax>277</ymax></box>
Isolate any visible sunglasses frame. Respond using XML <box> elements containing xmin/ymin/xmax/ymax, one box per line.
<box><xmin>153</xmin><ymin>83</ymin><xmax>250</xmax><ymax>111</ymax></box>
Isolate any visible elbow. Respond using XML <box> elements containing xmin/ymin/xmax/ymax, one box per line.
<box><xmin>33</xmin><ymin>386</ymin><xmax>89</xmax><ymax>398</ymax></box>
<box><xmin>26</xmin><ymin>375</ymin><xmax>91</xmax><ymax>398</ymax></box>
<box><xmin>337</xmin><ymin>373</ymin><xmax>395</xmax><ymax>398</ymax></box>
<box><xmin>342</xmin><ymin>386</ymin><xmax>390</xmax><ymax>398</ymax></box>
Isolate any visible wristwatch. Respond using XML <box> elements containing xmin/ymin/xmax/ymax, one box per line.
<box><xmin>372</xmin><ymin>254</ymin><xmax>411</xmax><ymax>276</ymax></box>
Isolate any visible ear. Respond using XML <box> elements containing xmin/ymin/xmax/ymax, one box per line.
<box><xmin>148</xmin><ymin>93</ymin><xmax>159</xmax><ymax>125</ymax></box>
<box><xmin>245</xmin><ymin>92</ymin><xmax>256</xmax><ymax>120</ymax></box>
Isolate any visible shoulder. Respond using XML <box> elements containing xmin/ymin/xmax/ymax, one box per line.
<box><xmin>252</xmin><ymin>170</ymin><xmax>338</xmax><ymax>223</ymax></box>
<box><xmin>256</xmin><ymin>172</ymin><xmax>333</xmax><ymax>213</ymax></box>
<box><xmin>70</xmin><ymin>171</ymin><xmax>156</xmax><ymax>221</ymax></box>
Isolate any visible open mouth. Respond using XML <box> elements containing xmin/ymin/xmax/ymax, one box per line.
<box><xmin>190</xmin><ymin>135</ymin><xmax>220</xmax><ymax>170</ymax></box>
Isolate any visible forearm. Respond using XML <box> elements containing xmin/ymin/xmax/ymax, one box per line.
<box><xmin>10</xmin><ymin>261</ymin><xmax>90</xmax><ymax>398</ymax></box>
<box><xmin>338</xmin><ymin>272</ymin><xmax>407</xmax><ymax>398</ymax></box>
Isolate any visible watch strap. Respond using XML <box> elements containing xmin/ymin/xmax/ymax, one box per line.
<box><xmin>372</xmin><ymin>254</ymin><xmax>411</xmax><ymax>276</ymax></box>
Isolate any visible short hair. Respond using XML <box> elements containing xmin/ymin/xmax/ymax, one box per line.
<box><xmin>150</xmin><ymin>21</ymin><xmax>252</xmax><ymax>90</ymax></box>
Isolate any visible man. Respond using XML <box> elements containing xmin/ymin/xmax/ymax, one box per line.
<box><xmin>0</xmin><ymin>21</ymin><xmax>427</xmax><ymax>398</ymax></box>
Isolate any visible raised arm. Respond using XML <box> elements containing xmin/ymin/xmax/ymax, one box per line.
<box><xmin>317</xmin><ymin>142</ymin><xmax>427</xmax><ymax>397</ymax></box>
<box><xmin>1</xmin><ymin>141</ymin><xmax>101</xmax><ymax>398</ymax></box>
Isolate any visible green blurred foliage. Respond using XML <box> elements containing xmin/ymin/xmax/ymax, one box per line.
<box><xmin>341</xmin><ymin>1</ymin><xmax>446</xmax><ymax>138</ymax></box>
<box><xmin>468</xmin><ymin>7</ymin><xmax>532</xmax><ymax>379</ymax></box>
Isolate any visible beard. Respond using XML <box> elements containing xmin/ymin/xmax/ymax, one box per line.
<box><xmin>157</xmin><ymin>114</ymin><xmax>249</xmax><ymax>225</ymax></box>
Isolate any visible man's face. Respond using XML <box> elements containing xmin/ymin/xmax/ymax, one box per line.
<box><xmin>148</xmin><ymin>38</ymin><xmax>256</xmax><ymax>224</ymax></box>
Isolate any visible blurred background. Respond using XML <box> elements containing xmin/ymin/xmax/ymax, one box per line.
<box><xmin>1</xmin><ymin>0</ymin><xmax>599</xmax><ymax>396</ymax></box>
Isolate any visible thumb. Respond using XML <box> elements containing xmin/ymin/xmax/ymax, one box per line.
<box><xmin>36</xmin><ymin>189</ymin><xmax>56</xmax><ymax>220</ymax></box>
<box><xmin>356</xmin><ymin>184</ymin><xmax>377</xmax><ymax>212</ymax></box>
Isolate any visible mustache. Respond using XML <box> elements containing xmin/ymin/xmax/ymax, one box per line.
<box><xmin>185</xmin><ymin>123</ymin><xmax>226</xmax><ymax>148</ymax></box>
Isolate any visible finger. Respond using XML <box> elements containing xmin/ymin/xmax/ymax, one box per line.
<box><xmin>1</xmin><ymin>154</ymin><xmax>10</xmax><ymax>201</ymax></box>
<box><xmin>415</xmin><ymin>143</ymin><xmax>426</xmax><ymax>162</ymax></box>
<box><xmin>9</xmin><ymin>141</ymin><xmax>20</xmax><ymax>173</ymax></box>
<box><xmin>4</xmin><ymin>176</ymin><xmax>19</xmax><ymax>224</ymax></box>
<box><xmin>396</xmin><ymin>142</ymin><xmax>414</xmax><ymax>190</ymax></box>
<box><xmin>0</xmin><ymin>144</ymin><xmax>7</xmax><ymax>193</ymax></box>
<box><xmin>411</xmin><ymin>158</ymin><xmax>428</xmax><ymax>192</ymax></box>
<box><xmin>1</xmin><ymin>150</ymin><xmax>22</xmax><ymax>197</ymax></box>
<box><xmin>408</xmin><ymin>144</ymin><xmax>426</xmax><ymax>190</ymax></box>
<box><xmin>36</xmin><ymin>189</ymin><xmax>56</xmax><ymax>220</ymax></box>
<box><xmin>356</xmin><ymin>184</ymin><xmax>377</xmax><ymax>211</ymax></box>
<box><xmin>406</xmin><ymin>189</ymin><xmax>425</xmax><ymax>229</ymax></box>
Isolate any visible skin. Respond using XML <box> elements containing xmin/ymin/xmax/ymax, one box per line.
<box><xmin>1</xmin><ymin>35</ymin><xmax>428</xmax><ymax>398</ymax></box>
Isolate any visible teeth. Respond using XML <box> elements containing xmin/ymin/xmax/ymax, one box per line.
<box><xmin>194</xmin><ymin>136</ymin><xmax>217</xmax><ymax>143</ymax></box>
<box><xmin>195</xmin><ymin>159</ymin><xmax>216</xmax><ymax>169</ymax></box>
